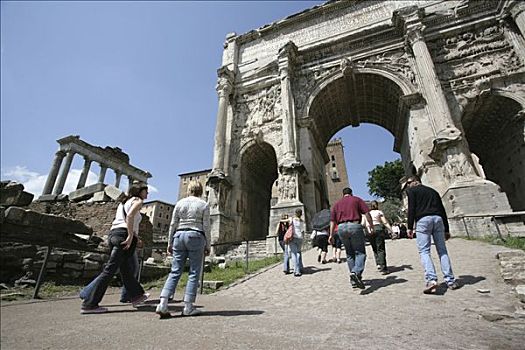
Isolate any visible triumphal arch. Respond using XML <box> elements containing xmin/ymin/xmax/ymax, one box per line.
<box><xmin>207</xmin><ymin>0</ymin><xmax>525</xmax><ymax>248</ymax></box>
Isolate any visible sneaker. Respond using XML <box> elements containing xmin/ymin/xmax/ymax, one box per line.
<box><xmin>447</xmin><ymin>281</ymin><xmax>461</xmax><ymax>290</ymax></box>
<box><xmin>423</xmin><ymin>281</ymin><xmax>438</xmax><ymax>294</ymax></box>
<box><xmin>349</xmin><ymin>278</ymin><xmax>358</xmax><ymax>289</ymax></box>
<box><xmin>350</xmin><ymin>272</ymin><xmax>365</xmax><ymax>289</ymax></box>
<box><xmin>321</xmin><ymin>260</ymin><xmax>327</xmax><ymax>264</ymax></box>
<box><xmin>294</xmin><ymin>273</ymin><xmax>302</xmax><ymax>277</ymax></box>
<box><xmin>155</xmin><ymin>304</ymin><xmax>170</xmax><ymax>318</ymax></box>
<box><xmin>80</xmin><ymin>306</ymin><xmax>108</xmax><ymax>315</ymax></box>
<box><xmin>131</xmin><ymin>293</ymin><xmax>150</xmax><ymax>307</ymax></box>
<box><xmin>376</xmin><ymin>265</ymin><xmax>382</xmax><ymax>270</ymax></box>
<box><xmin>182</xmin><ymin>307</ymin><xmax>202</xmax><ymax>316</ymax></box>
<box><xmin>317</xmin><ymin>255</ymin><xmax>321</xmax><ymax>263</ymax></box>
<box><xmin>337</xmin><ymin>259</ymin><xmax>342</xmax><ymax>264</ymax></box>
<box><xmin>283</xmin><ymin>271</ymin><xmax>291</xmax><ymax>275</ymax></box>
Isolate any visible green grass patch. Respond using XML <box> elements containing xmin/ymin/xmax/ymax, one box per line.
<box><xmin>0</xmin><ymin>255</ymin><xmax>283</xmax><ymax>301</ymax></box>
<box><xmin>143</xmin><ymin>255</ymin><xmax>282</xmax><ymax>294</ymax></box>
<box><xmin>466</xmin><ymin>236</ymin><xmax>525</xmax><ymax>251</ymax></box>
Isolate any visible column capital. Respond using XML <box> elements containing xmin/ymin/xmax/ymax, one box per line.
<box><xmin>392</xmin><ymin>5</ymin><xmax>425</xmax><ymax>33</ymax></box>
<box><xmin>405</xmin><ymin>23</ymin><xmax>426</xmax><ymax>46</ymax></box>
<box><xmin>216</xmin><ymin>66</ymin><xmax>234</xmax><ymax>96</ymax></box>
<box><xmin>278</xmin><ymin>41</ymin><xmax>299</xmax><ymax>76</ymax></box>
<box><xmin>55</xmin><ymin>150</ymin><xmax>67</xmax><ymax>158</ymax></box>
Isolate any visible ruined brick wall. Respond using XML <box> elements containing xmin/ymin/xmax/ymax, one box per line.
<box><xmin>0</xmin><ymin>201</ymin><xmax>154</xmax><ymax>283</ymax></box>
<box><xmin>29</xmin><ymin>201</ymin><xmax>153</xmax><ymax>246</ymax></box>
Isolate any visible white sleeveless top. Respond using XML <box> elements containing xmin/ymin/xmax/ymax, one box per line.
<box><xmin>369</xmin><ymin>209</ymin><xmax>385</xmax><ymax>225</ymax></box>
<box><xmin>111</xmin><ymin>197</ymin><xmax>142</xmax><ymax>235</ymax></box>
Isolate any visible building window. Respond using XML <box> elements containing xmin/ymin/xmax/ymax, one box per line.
<box><xmin>159</xmin><ymin>213</ymin><xmax>162</xmax><ymax>217</ymax></box>
<box><xmin>331</xmin><ymin>155</ymin><xmax>335</xmax><ymax>161</ymax></box>
<box><xmin>157</xmin><ymin>223</ymin><xmax>161</xmax><ymax>228</ymax></box>
<box><xmin>166</xmin><ymin>214</ymin><xmax>169</xmax><ymax>219</ymax></box>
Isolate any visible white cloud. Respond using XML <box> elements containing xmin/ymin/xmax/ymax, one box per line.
<box><xmin>1</xmin><ymin>165</ymin><xmax>98</xmax><ymax>196</ymax></box>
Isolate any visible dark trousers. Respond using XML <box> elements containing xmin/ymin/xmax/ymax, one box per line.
<box><xmin>82</xmin><ymin>228</ymin><xmax>144</xmax><ymax>308</ymax></box>
<box><xmin>369</xmin><ymin>224</ymin><xmax>387</xmax><ymax>268</ymax></box>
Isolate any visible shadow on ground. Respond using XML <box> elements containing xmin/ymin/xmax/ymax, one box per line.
<box><xmin>302</xmin><ymin>266</ymin><xmax>331</xmax><ymax>275</ymax></box>
<box><xmin>360</xmin><ymin>275</ymin><xmax>408</xmax><ymax>295</ymax></box>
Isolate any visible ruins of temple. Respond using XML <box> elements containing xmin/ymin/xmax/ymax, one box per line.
<box><xmin>206</xmin><ymin>0</ymin><xmax>525</xmax><ymax>250</ymax></box>
<box><xmin>38</xmin><ymin>135</ymin><xmax>151</xmax><ymax>202</ymax></box>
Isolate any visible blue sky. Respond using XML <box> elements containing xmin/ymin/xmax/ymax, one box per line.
<box><xmin>1</xmin><ymin>1</ymin><xmax>399</xmax><ymax>203</ymax></box>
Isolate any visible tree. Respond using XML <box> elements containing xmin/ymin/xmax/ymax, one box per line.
<box><xmin>379</xmin><ymin>198</ymin><xmax>405</xmax><ymax>223</ymax></box>
<box><xmin>367</xmin><ymin>159</ymin><xmax>405</xmax><ymax>199</ymax></box>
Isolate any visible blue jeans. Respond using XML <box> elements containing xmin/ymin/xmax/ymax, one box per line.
<box><xmin>81</xmin><ymin>228</ymin><xmax>144</xmax><ymax>308</ymax></box>
<box><xmin>79</xmin><ymin>250</ymin><xmax>139</xmax><ymax>302</ymax></box>
<box><xmin>415</xmin><ymin>215</ymin><xmax>455</xmax><ymax>285</ymax></box>
<box><xmin>160</xmin><ymin>230</ymin><xmax>205</xmax><ymax>303</ymax></box>
<box><xmin>288</xmin><ymin>238</ymin><xmax>303</xmax><ymax>274</ymax></box>
<box><xmin>281</xmin><ymin>241</ymin><xmax>291</xmax><ymax>272</ymax></box>
<box><xmin>338</xmin><ymin>222</ymin><xmax>366</xmax><ymax>276</ymax></box>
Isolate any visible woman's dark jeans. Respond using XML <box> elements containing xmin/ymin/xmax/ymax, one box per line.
<box><xmin>369</xmin><ymin>224</ymin><xmax>387</xmax><ymax>268</ymax></box>
<box><xmin>82</xmin><ymin>228</ymin><xmax>144</xmax><ymax>308</ymax></box>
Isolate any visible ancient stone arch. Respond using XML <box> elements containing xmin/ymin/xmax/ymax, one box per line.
<box><xmin>208</xmin><ymin>0</ymin><xmax>525</xmax><ymax>247</ymax></box>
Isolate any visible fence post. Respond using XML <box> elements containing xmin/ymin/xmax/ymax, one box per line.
<box><xmin>245</xmin><ymin>239</ymin><xmax>249</xmax><ymax>272</ymax></box>
<box><xmin>33</xmin><ymin>245</ymin><xmax>52</xmax><ymax>299</ymax></box>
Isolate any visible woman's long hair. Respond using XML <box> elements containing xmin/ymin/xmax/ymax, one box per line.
<box><xmin>120</xmin><ymin>182</ymin><xmax>148</xmax><ymax>203</ymax></box>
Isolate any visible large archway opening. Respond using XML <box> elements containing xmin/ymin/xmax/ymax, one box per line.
<box><xmin>240</xmin><ymin>141</ymin><xmax>278</xmax><ymax>240</ymax></box>
<box><xmin>307</xmin><ymin>73</ymin><xmax>409</xmax><ymax>211</ymax></box>
<box><xmin>462</xmin><ymin>95</ymin><xmax>524</xmax><ymax>211</ymax></box>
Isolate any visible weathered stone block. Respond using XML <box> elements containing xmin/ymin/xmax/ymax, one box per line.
<box><xmin>0</xmin><ymin>183</ymin><xmax>34</xmax><ymax>207</ymax></box>
<box><xmin>83</xmin><ymin>252</ymin><xmax>106</xmax><ymax>262</ymax></box>
<box><xmin>497</xmin><ymin>251</ymin><xmax>525</xmax><ymax>259</ymax></box>
<box><xmin>104</xmin><ymin>185</ymin><xmax>125</xmax><ymax>202</ymax></box>
<box><xmin>63</xmin><ymin>262</ymin><xmax>84</xmax><ymax>271</ymax></box>
<box><xmin>3</xmin><ymin>207</ymin><xmax>92</xmax><ymax>234</ymax></box>
<box><xmin>84</xmin><ymin>260</ymin><xmax>101</xmax><ymax>271</ymax></box>
<box><xmin>202</xmin><ymin>280</ymin><xmax>223</xmax><ymax>289</ymax></box>
<box><xmin>62</xmin><ymin>252</ymin><xmax>82</xmax><ymax>262</ymax></box>
<box><xmin>68</xmin><ymin>183</ymin><xmax>106</xmax><ymax>202</ymax></box>
<box><xmin>92</xmin><ymin>191</ymin><xmax>110</xmax><ymax>202</ymax></box>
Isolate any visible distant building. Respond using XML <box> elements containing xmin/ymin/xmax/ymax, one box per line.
<box><xmin>325</xmin><ymin>138</ymin><xmax>350</xmax><ymax>206</ymax></box>
<box><xmin>141</xmin><ymin>200</ymin><xmax>175</xmax><ymax>242</ymax></box>
<box><xmin>178</xmin><ymin>169</ymin><xmax>211</xmax><ymax>201</ymax></box>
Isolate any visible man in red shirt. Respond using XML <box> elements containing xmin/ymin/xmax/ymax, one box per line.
<box><xmin>330</xmin><ymin>187</ymin><xmax>374</xmax><ymax>289</ymax></box>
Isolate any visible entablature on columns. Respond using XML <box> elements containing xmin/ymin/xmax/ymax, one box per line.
<box><xmin>57</xmin><ymin>135</ymin><xmax>152</xmax><ymax>182</ymax></box>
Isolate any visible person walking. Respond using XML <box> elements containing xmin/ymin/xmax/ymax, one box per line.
<box><xmin>155</xmin><ymin>181</ymin><xmax>210</xmax><ymax>317</ymax></box>
<box><xmin>405</xmin><ymin>175</ymin><xmax>460</xmax><ymax>294</ymax></box>
<box><xmin>80</xmin><ymin>182</ymin><xmax>150</xmax><ymax>314</ymax></box>
<box><xmin>330</xmin><ymin>224</ymin><xmax>343</xmax><ymax>263</ymax></box>
<box><xmin>330</xmin><ymin>187</ymin><xmax>373</xmax><ymax>290</ymax></box>
<box><xmin>287</xmin><ymin>208</ymin><xmax>305</xmax><ymax>277</ymax></box>
<box><xmin>311</xmin><ymin>227</ymin><xmax>329</xmax><ymax>264</ymax></box>
<box><xmin>367</xmin><ymin>200</ymin><xmax>392</xmax><ymax>275</ymax></box>
<box><xmin>275</xmin><ymin>214</ymin><xmax>291</xmax><ymax>274</ymax></box>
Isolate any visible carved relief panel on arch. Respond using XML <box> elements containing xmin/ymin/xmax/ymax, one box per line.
<box><xmin>427</xmin><ymin>24</ymin><xmax>524</xmax><ymax>93</ymax></box>
<box><xmin>233</xmin><ymin>84</ymin><xmax>282</xmax><ymax>138</ymax></box>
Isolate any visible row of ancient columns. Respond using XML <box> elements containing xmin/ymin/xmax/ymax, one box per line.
<box><xmin>41</xmin><ymin>150</ymin><xmax>136</xmax><ymax>195</ymax></box>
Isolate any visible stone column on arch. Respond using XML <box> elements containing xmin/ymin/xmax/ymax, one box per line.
<box><xmin>76</xmin><ymin>156</ymin><xmax>92</xmax><ymax>189</ymax></box>
<box><xmin>211</xmin><ymin>67</ymin><xmax>234</xmax><ymax>176</ymax></box>
<box><xmin>127</xmin><ymin>175</ymin><xmax>134</xmax><ymax>190</ymax></box>
<box><xmin>278</xmin><ymin>41</ymin><xmax>299</xmax><ymax>164</ymax></box>
<box><xmin>42</xmin><ymin>150</ymin><xmax>66</xmax><ymax>195</ymax></box>
<box><xmin>52</xmin><ymin>150</ymin><xmax>75</xmax><ymax>195</ymax></box>
<box><xmin>114</xmin><ymin>171</ymin><xmax>122</xmax><ymax>188</ymax></box>
<box><xmin>501</xmin><ymin>5</ymin><xmax>525</xmax><ymax>61</ymax></box>
<box><xmin>97</xmin><ymin>164</ymin><xmax>108</xmax><ymax>184</ymax></box>
<box><xmin>507</xmin><ymin>1</ymin><xmax>525</xmax><ymax>38</ymax></box>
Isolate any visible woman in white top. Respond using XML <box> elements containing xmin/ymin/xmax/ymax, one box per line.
<box><xmin>80</xmin><ymin>182</ymin><xmax>150</xmax><ymax>314</ymax></box>
<box><xmin>155</xmin><ymin>180</ymin><xmax>210</xmax><ymax>317</ymax></box>
<box><xmin>367</xmin><ymin>200</ymin><xmax>393</xmax><ymax>274</ymax></box>
<box><xmin>287</xmin><ymin>208</ymin><xmax>305</xmax><ymax>277</ymax></box>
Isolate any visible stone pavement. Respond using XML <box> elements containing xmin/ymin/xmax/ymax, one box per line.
<box><xmin>2</xmin><ymin>238</ymin><xmax>524</xmax><ymax>350</ymax></box>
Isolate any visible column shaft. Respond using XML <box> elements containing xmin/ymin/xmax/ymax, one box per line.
<box><xmin>280</xmin><ymin>69</ymin><xmax>296</xmax><ymax>160</ymax></box>
<box><xmin>98</xmin><ymin>165</ymin><xmax>108</xmax><ymax>184</ymax></box>
<box><xmin>52</xmin><ymin>151</ymin><xmax>75</xmax><ymax>195</ymax></box>
<box><xmin>42</xmin><ymin>151</ymin><xmax>66</xmax><ymax>195</ymax></box>
<box><xmin>115</xmin><ymin>171</ymin><xmax>122</xmax><ymax>188</ymax></box>
<box><xmin>76</xmin><ymin>158</ymin><xmax>92</xmax><ymax>189</ymax></box>
<box><xmin>510</xmin><ymin>3</ymin><xmax>525</xmax><ymax>37</ymax></box>
<box><xmin>212</xmin><ymin>91</ymin><xmax>229</xmax><ymax>171</ymax></box>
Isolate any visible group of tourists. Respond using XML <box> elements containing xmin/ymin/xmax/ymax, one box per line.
<box><xmin>80</xmin><ymin>180</ymin><xmax>210</xmax><ymax>317</ymax></box>
<box><xmin>277</xmin><ymin>175</ymin><xmax>460</xmax><ymax>294</ymax></box>
<box><xmin>80</xmin><ymin>174</ymin><xmax>459</xmax><ymax>316</ymax></box>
